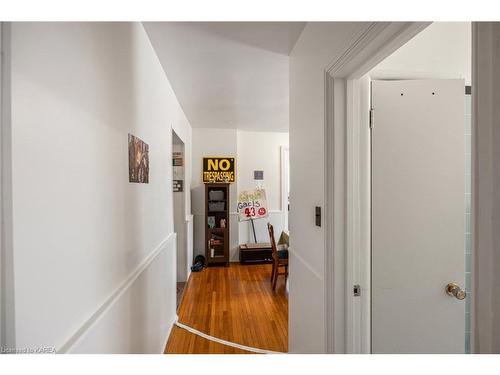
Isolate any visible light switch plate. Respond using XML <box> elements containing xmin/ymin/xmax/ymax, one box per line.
<box><xmin>315</xmin><ymin>206</ymin><xmax>321</xmax><ymax>227</ymax></box>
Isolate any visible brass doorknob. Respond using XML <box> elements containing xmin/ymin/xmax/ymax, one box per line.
<box><xmin>445</xmin><ymin>282</ymin><xmax>466</xmax><ymax>300</ymax></box>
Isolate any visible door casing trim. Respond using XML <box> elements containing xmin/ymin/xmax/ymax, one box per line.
<box><xmin>323</xmin><ymin>21</ymin><xmax>435</xmax><ymax>353</ymax></box>
<box><xmin>1</xmin><ymin>21</ymin><xmax>15</xmax><ymax>350</ymax></box>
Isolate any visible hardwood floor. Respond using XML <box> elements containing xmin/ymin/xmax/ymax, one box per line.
<box><xmin>164</xmin><ymin>263</ymin><xmax>288</xmax><ymax>354</ymax></box>
<box><xmin>166</xmin><ymin>326</ymin><xmax>253</xmax><ymax>354</ymax></box>
<box><xmin>176</xmin><ymin>282</ymin><xmax>186</xmax><ymax>309</ymax></box>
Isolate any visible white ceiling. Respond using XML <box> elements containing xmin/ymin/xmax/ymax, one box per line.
<box><xmin>370</xmin><ymin>22</ymin><xmax>471</xmax><ymax>85</ymax></box>
<box><xmin>143</xmin><ymin>22</ymin><xmax>306</xmax><ymax>132</ymax></box>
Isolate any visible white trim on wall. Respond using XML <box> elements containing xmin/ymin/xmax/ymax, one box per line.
<box><xmin>471</xmin><ymin>22</ymin><xmax>499</xmax><ymax>354</ymax></box>
<box><xmin>280</xmin><ymin>146</ymin><xmax>290</xmax><ymax>231</ymax></box>
<box><xmin>59</xmin><ymin>233</ymin><xmax>177</xmax><ymax>353</ymax></box>
<box><xmin>471</xmin><ymin>22</ymin><xmax>482</xmax><ymax>354</ymax></box>
<box><xmin>0</xmin><ymin>21</ymin><xmax>3</xmax><ymax>349</ymax></box>
<box><xmin>0</xmin><ymin>20</ymin><xmax>3</xmax><ymax>349</ymax></box>
<box><xmin>0</xmin><ymin>22</ymin><xmax>15</xmax><ymax>351</ymax></box>
<box><xmin>344</xmin><ymin>76</ymin><xmax>371</xmax><ymax>354</ymax></box>
<box><xmin>185</xmin><ymin>214</ymin><xmax>194</xmax><ymax>280</ymax></box>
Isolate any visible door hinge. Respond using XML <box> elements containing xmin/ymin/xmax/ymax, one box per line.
<box><xmin>369</xmin><ymin>108</ymin><xmax>374</xmax><ymax>129</ymax></box>
<box><xmin>353</xmin><ymin>284</ymin><xmax>361</xmax><ymax>297</ymax></box>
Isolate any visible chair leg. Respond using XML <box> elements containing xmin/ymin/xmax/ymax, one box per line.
<box><xmin>272</xmin><ymin>265</ymin><xmax>278</xmax><ymax>291</ymax></box>
<box><xmin>270</xmin><ymin>262</ymin><xmax>276</xmax><ymax>283</ymax></box>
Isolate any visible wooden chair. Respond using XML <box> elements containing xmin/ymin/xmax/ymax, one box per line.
<box><xmin>267</xmin><ymin>223</ymin><xmax>288</xmax><ymax>291</ymax></box>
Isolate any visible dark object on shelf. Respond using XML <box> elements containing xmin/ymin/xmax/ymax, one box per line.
<box><xmin>207</xmin><ymin>215</ymin><xmax>216</xmax><ymax>228</ymax></box>
<box><xmin>209</xmin><ymin>190</ymin><xmax>225</xmax><ymax>200</ymax></box>
<box><xmin>205</xmin><ymin>183</ymin><xmax>230</xmax><ymax>266</ymax></box>
<box><xmin>173</xmin><ymin>180</ymin><xmax>183</xmax><ymax>192</ymax></box>
<box><xmin>191</xmin><ymin>254</ymin><xmax>206</xmax><ymax>272</ymax></box>
<box><xmin>239</xmin><ymin>243</ymin><xmax>273</xmax><ymax>264</ymax></box>
<box><xmin>208</xmin><ymin>201</ymin><xmax>225</xmax><ymax>212</ymax></box>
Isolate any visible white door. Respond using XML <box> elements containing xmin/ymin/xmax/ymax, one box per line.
<box><xmin>372</xmin><ymin>79</ymin><xmax>466</xmax><ymax>353</ymax></box>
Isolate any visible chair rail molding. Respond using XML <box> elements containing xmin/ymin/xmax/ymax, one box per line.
<box><xmin>58</xmin><ymin>232</ymin><xmax>177</xmax><ymax>353</ymax></box>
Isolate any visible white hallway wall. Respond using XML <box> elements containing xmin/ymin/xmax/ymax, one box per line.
<box><xmin>237</xmin><ymin>130</ymin><xmax>289</xmax><ymax>245</ymax></box>
<box><xmin>289</xmin><ymin>21</ymin><xmax>372</xmax><ymax>353</ymax></box>
<box><xmin>7</xmin><ymin>22</ymin><xmax>192</xmax><ymax>353</ymax></box>
<box><xmin>191</xmin><ymin>128</ymin><xmax>288</xmax><ymax>261</ymax></box>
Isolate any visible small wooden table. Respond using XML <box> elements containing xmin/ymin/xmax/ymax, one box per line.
<box><xmin>239</xmin><ymin>243</ymin><xmax>273</xmax><ymax>264</ymax></box>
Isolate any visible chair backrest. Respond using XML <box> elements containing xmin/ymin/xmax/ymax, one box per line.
<box><xmin>267</xmin><ymin>222</ymin><xmax>278</xmax><ymax>256</ymax></box>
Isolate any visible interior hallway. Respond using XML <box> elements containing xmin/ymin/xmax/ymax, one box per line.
<box><xmin>165</xmin><ymin>264</ymin><xmax>288</xmax><ymax>354</ymax></box>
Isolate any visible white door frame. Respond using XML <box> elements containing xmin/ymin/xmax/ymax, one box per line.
<box><xmin>0</xmin><ymin>20</ymin><xmax>3</xmax><ymax>350</ymax></box>
<box><xmin>325</xmin><ymin>21</ymin><xmax>488</xmax><ymax>354</ymax></box>
<box><xmin>324</xmin><ymin>22</ymin><xmax>434</xmax><ymax>353</ymax></box>
<box><xmin>172</xmin><ymin>129</ymin><xmax>189</xmax><ymax>284</ymax></box>
<box><xmin>170</xmin><ymin>125</ymin><xmax>194</xmax><ymax>282</ymax></box>
<box><xmin>471</xmin><ymin>22</ymin><xmax>500</xmax><ymax>354</ymax></box>
<box><xmin>1</xmin><ymin>22</ymin><xmax>15</xmax><ymax>350</ymax></box>
<box><xmin>280</xmin><ymin>145</ymin><xmax>289</xmax><ymax>231</ymax></box>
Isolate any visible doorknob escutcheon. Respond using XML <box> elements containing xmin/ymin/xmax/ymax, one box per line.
<box><xmin>445</xmin><ymin>282</ymin><xmax>466</xmax><ymax>300</ymax></box>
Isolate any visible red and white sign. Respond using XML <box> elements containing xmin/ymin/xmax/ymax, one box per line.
<box><xmin>237</xmin><ymin>189</ymin><xmax>268</xmax><ymax>221</ymax></box>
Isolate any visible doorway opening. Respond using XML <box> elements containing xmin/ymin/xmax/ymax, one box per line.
<box><xmin>361</xmin><ymin>22</ymin><xmax>472</xmax><ymax>353</ymax></box>
<box><xmin>172</xmin><ymin>130</ymin><xmax>187</xmax><ymax>309</ymax></box>
<box><xmin>165</xmin><ymin>129</ymin><xmax>290</xmax><ymax>354</ymax></box>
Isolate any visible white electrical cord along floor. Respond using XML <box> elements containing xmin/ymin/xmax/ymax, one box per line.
<box><xmin>174</xmin><ymin>320</ymin><xmax>284</xmax><ymax>354</ymax></box>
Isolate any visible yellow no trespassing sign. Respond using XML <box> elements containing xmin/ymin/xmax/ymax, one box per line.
<box><xmin>203</xmin><ymin>157</ymin><xmax>236</xmax><ymax>183</ymax></box>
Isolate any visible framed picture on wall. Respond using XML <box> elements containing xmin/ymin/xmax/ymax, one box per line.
<box><xmin>128</xmin><ymin>134</ymin><xmax>149</xmax><ymax>183</ymax></box>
